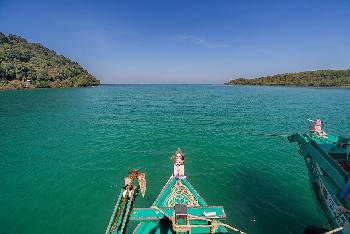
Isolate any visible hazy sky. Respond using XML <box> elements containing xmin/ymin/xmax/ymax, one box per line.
<box><xmin>1</xmin><ymin>0</ymin><xmax>349</xmax><ymax>84</ymax></box>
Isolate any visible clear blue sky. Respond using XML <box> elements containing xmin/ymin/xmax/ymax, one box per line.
<box><xmin>0</xmin><ymin>0</ymin><xmax>349</xmax><ymax>84</ymax></box>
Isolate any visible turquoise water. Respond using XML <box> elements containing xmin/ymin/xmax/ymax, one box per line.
<box><xmin>1</xmin><ymin>85</ymin><xmax>349</xmax><ymax>234</ymax></box>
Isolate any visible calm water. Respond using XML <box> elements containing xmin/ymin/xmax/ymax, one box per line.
<box><xmin>1</xmin><ymin>85</ymin><xmax>350</xmax><ymax>234</ymax></box>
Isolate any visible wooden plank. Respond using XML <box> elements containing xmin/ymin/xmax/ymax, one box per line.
<box><xmin>130</xmin><ymin>206</ymin><xmax>226</xmax><ymax>221</ymax></box>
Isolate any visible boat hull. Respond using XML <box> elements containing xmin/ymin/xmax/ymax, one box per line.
<box><xmin>289</xmin><ymin>133</ymin><xmax>350</xmax><ymax>233</ymax></box>
<box><xmin>132</xmin><ymin>176</ymin><xmax>228</xmax><ymax>234</ymax></box>
<box><xmin>305</xmin><ymin>157</ymin><xmax>346</xmax><ymax>229</ymax></box>
<box><xmin>105</xmin><ymin>149</ymin><xmax>241</xmax><ymax>234</ymax></box>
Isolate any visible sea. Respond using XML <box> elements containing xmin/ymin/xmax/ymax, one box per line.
<box><xmin>1</xmin><ymin>84</ymin><xmax>350</xmax><ymax>234</ymax></box>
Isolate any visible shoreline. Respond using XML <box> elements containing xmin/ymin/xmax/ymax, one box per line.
<box><xmin>0</xmin><ymin>84</ymin><xmax>100</xmax><ymax>91</ymax></box>
<box><xmin>225</xmin><ymin>83</ymin><xmax>350</xmax><ymax>88</ymax></box>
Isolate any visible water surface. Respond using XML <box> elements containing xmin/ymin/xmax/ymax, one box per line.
<box><xmin>1</xmin><ymin>85</ymin><xmax>349</xmax><ymax>234</ymax></box>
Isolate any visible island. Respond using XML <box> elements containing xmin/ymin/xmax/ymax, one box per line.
<box><xmin>0</xmin><ymin>32</ymin><xmax>100</xmax><ymax>90</ymax></box>
<box><xmin>225</xmin><ymin>69</ymin><xmax>350</xmax><ymax>87</ymax></box>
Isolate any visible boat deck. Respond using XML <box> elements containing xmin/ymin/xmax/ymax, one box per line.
<box><xmin>313</xmin><ymin>135</ymin><xmax>350</xmax><ymax>174</ymax></box>
<box><xmin>132</xmin><ymin>176</ymin><xmax>229</xmax><ymax>234</ymax></box>
<box><xmin>131</xmin><ymin>206</ymin><xmax>226</xmax><ymax>221</ymax></box>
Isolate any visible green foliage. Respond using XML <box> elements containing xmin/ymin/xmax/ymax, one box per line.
<box><xmin>226</xmin><ymin>70</ymin><xmax>350</xmax><ymax>87</ymax></box>
<box><xmin>0</xmin><ymin>32</ymin><xmax>100</xmax><ymax>89</ymax></box>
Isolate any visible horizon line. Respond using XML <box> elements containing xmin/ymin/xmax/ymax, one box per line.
<box><xmin>100</xmin><ymin>83</ymin><xmax>225</xmax><ymax>85</ymax></box>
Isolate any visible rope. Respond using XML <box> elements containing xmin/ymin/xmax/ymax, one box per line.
<box><xmin>324</xmin><ymin>223</ymin><xmax>350</xmax><ymax>234</ymax></box>
<box><xmin>151</xmin><ymin>206</ymin><xmax>246</xmax><ymax>234</ymax></box>
<box><xmin>188</xmin><ymin>215</ymin><xmax>246</xmax><ymax>234</ymax></box>
<box><xmin>323</xmin><ymin>206</ymin><xmax>350</xmax><ymax>234</ymax></box>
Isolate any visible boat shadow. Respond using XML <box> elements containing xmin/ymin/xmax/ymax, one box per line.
<box><xmin>222</xmin><ymin>166</ymin><xmax>323</xmax><ymax>234</ymax></box>
<box><xmin>149</xmin><ymin>217</ymin><xmax>175</xmax><ymax>234</ymax></box>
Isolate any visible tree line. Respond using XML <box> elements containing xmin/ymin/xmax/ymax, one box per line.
<box><xmin>0</xmin><ymin>32</ymin><xmax>100</xmax><ymax>89</ymax></box>
<box><xmin>226</xmin><ymin>70</ymin><xmax>350</xmax><ymax>87</ymax></box>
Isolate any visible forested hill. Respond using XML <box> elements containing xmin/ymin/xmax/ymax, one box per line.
<box><xmin>226</xmin><ymin>70</ymin><xmax>350</xmax><ymax>87</ymax></box>
<box><xmin>0</xmin><ymin>33</ymin><xmax>100</xmax><ymax>89</ymax></box>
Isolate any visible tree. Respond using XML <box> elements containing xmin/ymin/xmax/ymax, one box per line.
<box><xmin>0</xmin><ymin>32</ymin><xmax>100</xmax><ymax>89</ymax></box>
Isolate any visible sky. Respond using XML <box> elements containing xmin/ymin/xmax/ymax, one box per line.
<box><xmin>0</xmin><ymin>0</ymin><xmax>350</xmax><ymax>84</ymax></box>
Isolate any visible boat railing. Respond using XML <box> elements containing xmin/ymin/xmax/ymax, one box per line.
<box><xmin>306</xmin><ymin>134</ymin><xmax>349</xmax><ymax>180</ymax></box>
<box><xmin>289</xmin><ymin>133</ymin><xmax>347</xmax><ymax>190</ymax></box>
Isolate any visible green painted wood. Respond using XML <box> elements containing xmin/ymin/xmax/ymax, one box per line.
<box><xmin>181</xmin><ymin>178</ymin><xmax>207</xmax><ymax>206</ymax></box>
<box><xmin>289</xmin><ymin>132</ymin><xmax>350</xmax><ymax>231</ymax></box>
<box><xmin>132</xmin><ymin>176</ymin><xmax>229</xmax><ymax>234</ymax></box>
<box><xmin>289</xmin><ymin>133</ymin><xmax>347</xmax><ymax>190</ymax></box>
<box><xmin>133</xmin><ymin>220</ymin><xmax>228</xmax><ymax>234</ymax></box>
<box><xmin>130</xmin><ymin>206</ymin><xmax>226</xmax><ymax>221</ymax></box>
<box><xmin>152</xmin><ymin>177</ymin><xmax>177</xmax><ymax>207</ymax></box>
<box><xmin>105</xmin><ymin>188</ymin><xmax>125</xmax><ymax>234</ymax></box>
